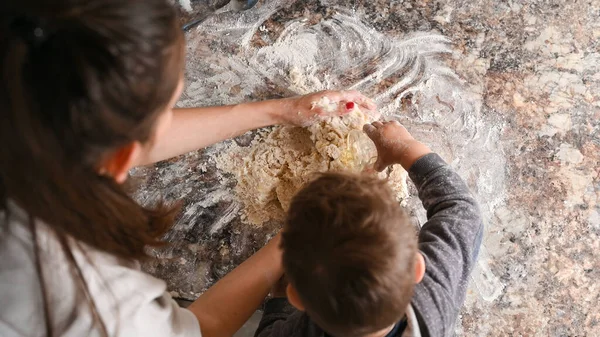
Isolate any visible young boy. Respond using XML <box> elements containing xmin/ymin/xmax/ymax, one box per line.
<box><xmin>254</xmin><ymin>121</ymin><xmax>484</xmax><ymax>337</ymax></box>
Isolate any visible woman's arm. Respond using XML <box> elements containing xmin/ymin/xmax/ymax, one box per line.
<box><xmin>187</xmin><ymin>234</ymin><xmax>283</xmax><ymax>337</ymax></box>
<box><xmin>137</xmin><ymin>91</ymin><xmax>376</xmax><ymax>166</ymax></box>
<box><xmin>138</xmin><ymin>100</ymin><xmax>288</xmax><ymax>165</ymax></box>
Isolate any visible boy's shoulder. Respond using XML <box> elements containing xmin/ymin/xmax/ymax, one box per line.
<box><xmin>256</xmin><ymin>298</ymin><xmax>423</xmax><ymax>337</ymax></box>
<box><xmin>255</xmin><ymin>298</ymin><xmax>326</xmax><ymax>337</ymax></box>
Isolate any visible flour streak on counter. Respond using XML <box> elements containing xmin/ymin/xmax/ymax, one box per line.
<box><xmin>135</xmin><ymin>1</ymin><xmax>506</xmax><ymax>309</ymax></box>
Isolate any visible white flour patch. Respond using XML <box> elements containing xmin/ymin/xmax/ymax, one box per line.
<box><xmin>556</xmin><ymin>144</ymin><xmax>584</xmax><ymax>165</ymax></box>
<box><xmin>559</xmin><ymin>166</ymin><xmax>595</xmax><ymax>207</ymax></box>
<box><xmin>254</xmin><ymin>23</ymin><xmax>321</xmax><ymax>69</ymax></box>
<box><xmin>178</xmin><ymin>0</ymin><xmax>193</xmax><ymax>13</ymax></box>
<box><xmin>539</xmin><ymin>113</ymin><xmax>573</xmax><ymax>137</ymax></box>
<box><xmin>209</xmin><ymin>203</ymin><xmax>240</xmax><ymax>234</ymax></box>
<box><xmin>588</xmin><ymin>210</ymin><xmax>600</xmax><ymax>231</ymax></box>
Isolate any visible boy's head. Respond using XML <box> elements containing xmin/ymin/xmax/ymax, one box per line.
<box><xmin>281</xmin><ymin>172</ymin><xmax>424</xmax><ymax>337</ymax></box>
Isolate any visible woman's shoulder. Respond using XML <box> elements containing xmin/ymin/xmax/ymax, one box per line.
<box><xmin>0</xmin><ymin>202</ymin><xmax>79</xmax><ymax>336</ymax></box>
<box><xmin>0</xmin><ymin>202</ymin><xmax>199</xmax><ymax>337</ymax></box>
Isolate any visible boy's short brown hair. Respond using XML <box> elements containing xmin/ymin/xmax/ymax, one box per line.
<box><xmin>281</xmin><ymin>172</ymin><xmax>417</xmax><ymax>337</ymax></box>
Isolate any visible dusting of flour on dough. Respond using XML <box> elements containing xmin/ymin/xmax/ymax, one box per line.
<box><xmin>311</xmin><ymin>96</ymin><xmax>339</xmax><ymax>114</ymax></box>
<box><xmin>216</xmin><ymin>108</ymin><xmax>409</xmax><ymax>226</ymax></box>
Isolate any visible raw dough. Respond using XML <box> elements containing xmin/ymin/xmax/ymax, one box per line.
<box><xmin>216</xmin><ymin>106</ymin><xmax>408</xmax><ymax>226</ymax></box>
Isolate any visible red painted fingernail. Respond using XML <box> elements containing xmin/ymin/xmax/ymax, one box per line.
<box><xmin>346</xmin><ymin>102</ymin><xmax>355</xmax><ymax>110</ymax></box>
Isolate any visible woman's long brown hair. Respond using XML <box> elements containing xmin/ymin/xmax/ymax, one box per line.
<box><xmin>0</xmin><ymin>0</ymin><xmax>185</xmax><ymax>335</ymax></box>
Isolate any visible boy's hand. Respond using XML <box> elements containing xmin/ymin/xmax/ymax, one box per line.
<box><xmin>363</xmin><ymin>121</ymin><xmax>432</xmax><ymax>171</ymax></box>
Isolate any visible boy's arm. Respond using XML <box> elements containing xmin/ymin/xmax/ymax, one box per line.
<box><xmin>408</xmin><ymin>153</ymin><xmax>483</xmax><ymax>337</ymax></box>
<box><xmin>364</xmin><ymin>121</ymin><xmax>483</xmax><ymax>337</ymax></box>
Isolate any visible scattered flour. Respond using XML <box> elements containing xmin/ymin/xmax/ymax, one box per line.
<box><xmin>556</xmin><ymin>143</ymin><xmax>584</xmax><ymax>165</ymax></box>
<box><xmin>178</xmin><ymin>0</ymin><xmax>193</xmax><ymax>13</ymax></box>
<box><xmin>216</xmin><ymin>108</ymin><xmax>409</xmax><ymax>226</ymax></box>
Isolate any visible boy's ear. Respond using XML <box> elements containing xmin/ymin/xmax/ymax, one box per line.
<box><xmin>98</xmin><ymin>142</ymin><xmax>142</xmax><ymax>184</ymax></box>
<box><xmin>415</xmin><ymin>252</ymin><xmax>425</xmax><ymax>284</ymax></box>
<box><xmin>286</xmin><ymin>284</ymin><xmax>306</xmax><ymax>312</ymax></box>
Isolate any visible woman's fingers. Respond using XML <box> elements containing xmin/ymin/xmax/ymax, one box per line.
<box><xmin>373</xmin><ymin>158</ymin><xmax>387</xmax><ymax>172</ymax></box>
<box><xmin>327</xmin><ymin>90</ymin><xmax>377</xmax><ymax>112</ymax></box>
<box><xmin>336</xmin><ymin>101</ymin><xmax>356</xmax><ymax>115</ymax></box>
<box><xmin>346</xmin><ymin>91</ymin><xmax>377</xmax><ymax>110</ymax></box>
<box><xmin>297</xmin><ymin>90</ymin><xmax>377</xmax><ymax>125</ymax></box>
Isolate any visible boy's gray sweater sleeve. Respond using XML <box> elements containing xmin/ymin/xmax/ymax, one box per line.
<box><xmin>408</xmin><ymin>153</ymin><xmax>484</xmax><ymax>337</ymax></box>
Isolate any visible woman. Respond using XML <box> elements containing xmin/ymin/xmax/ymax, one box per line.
<box><xmin>0</xmin><ymin>0</ymin><xmax>376</xmax><ymax>336</ymax></box>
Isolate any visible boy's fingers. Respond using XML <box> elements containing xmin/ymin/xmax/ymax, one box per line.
<box><xmin>363</xmin><ymin>124</ymin><xmax>377</xmax><ymax>138</ymax></box>
<box><xmin>372</xmin><ymin>121</ymin><xmax>384</xmax><ymax>128</ymax></box>
<box><xmin>363</xmin><ymin>123</ymin><xmax>387</xmax><ymax>172</ymax></box>
<box><xmin>374</xmin><ymin>158</ymin><xmax>386</xmax><ymax>172</ymax></box>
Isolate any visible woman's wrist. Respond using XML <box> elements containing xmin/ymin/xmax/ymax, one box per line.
<box><xmin>236</xmin><ymin>98</ymin><xmax>292</xmax><ymax>128</ymax></box>
<box><xmin>264</xmin><ymin>98</ymin><xmax>294</xmax><ymax>125</ymax></box>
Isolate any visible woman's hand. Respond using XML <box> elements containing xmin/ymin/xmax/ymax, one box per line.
<box><xmin>140</xmin><ymin>91</ymin><xmax>376</xmax><ymax>165</ymax></box>
<box><xmin>278</xmin><ymin>90</ymin><xmax>377</xmax><ymax>126</ymax></box>
<box><xmin>363</xmin><ymin>120</ymin><xmax>432</xmax><ymax>171</ymax></box>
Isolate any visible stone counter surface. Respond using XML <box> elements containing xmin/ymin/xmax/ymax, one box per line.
<box><xmin>133</xmin><ymin>0</ymin><xmax>600</xmax><ymax>335</ymax></box>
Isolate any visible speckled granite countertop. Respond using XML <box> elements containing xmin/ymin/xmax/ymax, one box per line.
<box><xmin>133</xmin><ymin>0</ymin><xmax>600</xmax><ymax>335</ymax></box>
